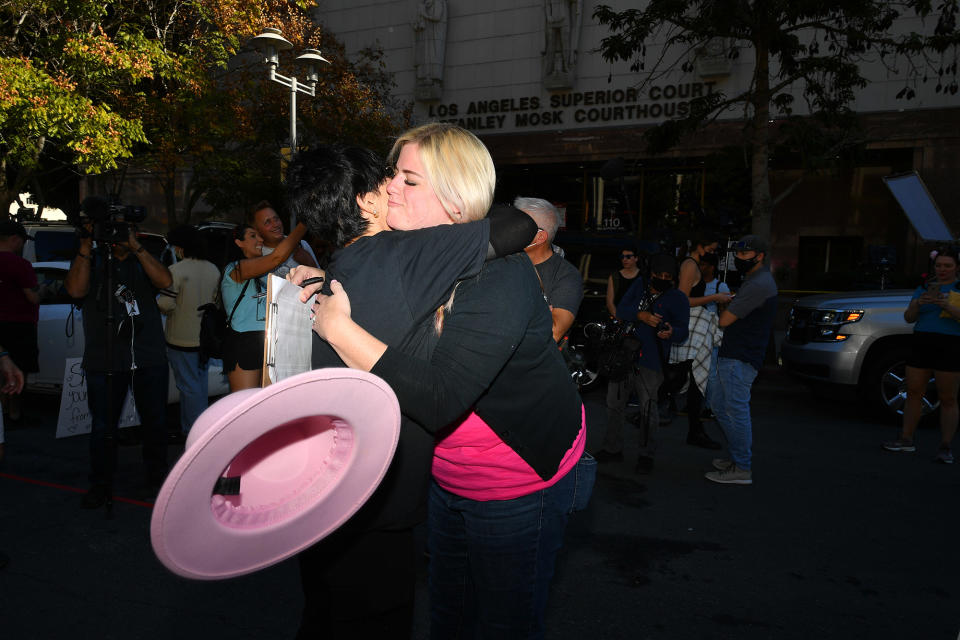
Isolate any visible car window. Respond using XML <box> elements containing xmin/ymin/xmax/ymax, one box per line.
<box><xmin>137</xmin><ymin>234</ymin><xmax>167</xmax><ymax>260</ymax></box>
<box><xmin>33</xmin><ymin>267</ymin><xmax>74</xmax><ymax>305</ymax></box>
<box><xmin>32</xmin><ymin>230</ymin><xmax>77</xmax><ymax>262</ymax></box>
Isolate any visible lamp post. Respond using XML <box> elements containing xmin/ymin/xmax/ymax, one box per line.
<box><xmin>249</xmin><ymin>27</ymin><xmax>330</xmax><ymax>225</ymax></box>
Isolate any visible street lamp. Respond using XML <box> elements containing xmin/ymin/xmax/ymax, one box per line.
<box><xmin>249</xmin><ymin>27</ymin><xmax>330</xmax><ymax>156</ymax></box>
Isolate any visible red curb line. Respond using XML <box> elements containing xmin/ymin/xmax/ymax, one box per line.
<box><xmin>0</xmin><ymin>471</ymin><xmax>155</xmax><ymax>508</ymax></box>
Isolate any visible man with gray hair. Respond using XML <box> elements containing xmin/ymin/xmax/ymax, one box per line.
<box><xmin>516</xmin><ymin>196</ymin><xmax>583</xmax><ymax>342</ymax></box>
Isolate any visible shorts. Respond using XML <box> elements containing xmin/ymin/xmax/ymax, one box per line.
<box><xmin>906</xmin><ymin>332</ymin><xmax>960</xmax><ymax>372</ymax></box>
<box><xmin>0</xmin><ymin>321</ymin><xmax>39</xmax><ymax>373</ymax></box>
<box><xmin>222</xmin><ymin>329</ymin><xmax>265</xmax><ymax>372</ymax></box>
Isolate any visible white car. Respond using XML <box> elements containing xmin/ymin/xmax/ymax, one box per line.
<box><xmin>28</xmin><ymin>261</ymin><xmax>229</xmax><ymax>402</ymax></box>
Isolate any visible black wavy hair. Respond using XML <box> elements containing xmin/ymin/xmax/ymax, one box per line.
<box><xmin>285</xmin><ymin>144</ymin><xmax>391</xmax><ymax>249</ymax></box>
<box><xmin>225</xmin><ymin>223</ymin><xmax>256</xmax><ymax>264</ymax></box>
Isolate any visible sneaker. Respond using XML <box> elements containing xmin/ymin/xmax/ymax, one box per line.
<box><xmin>934</xmin><ymin>447</ymin><xmax>954</xmax><ymax>464</ymax></box>
<box><xmin>882</xmin><ymin>438</ymin><xmax>916</xmax><ymax>452</ymax></box>
<box><xmin>711</xmin><ymin>457</ymin><xmax>733</xmax><ymax>471</ymax></box>
<box><xmin>705</xmin><ymin>465</ymin><xmax>752</xmax><ymax>485</ymax></box>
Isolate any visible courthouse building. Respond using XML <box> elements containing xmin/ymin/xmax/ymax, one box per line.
<box><xmin>320</xmin><ymin>1</ymin><xmax>959</xmax><ymax>289</ymax></box>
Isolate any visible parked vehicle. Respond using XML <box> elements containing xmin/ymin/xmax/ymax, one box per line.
<box><xmin>28</xmin><ymin>261</ymin><xmax>229</xmax><ymax>402</ymax></box>
<box><xmin>22</xmin><ymin>221</ymin><xmax>168</xmax><ymax>264</ymax></box>
<box><xmin>779</xmin><ymin>289</ymin><xmax>937</xmax><ymax>421</ymax></box>
<box><xmin>161</xmin><ymin>221</ymin><xmax>237</xmax><ymax>271</ymax></box>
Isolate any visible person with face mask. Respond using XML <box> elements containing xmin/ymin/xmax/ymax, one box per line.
<box><xmin>704</xmin><ymin>235</ymin><xmax>778</xmax><ymax>485</ymax></box>
<box><xmin>594</xmin><ymin>253</ymin><xmax>689</xmax><ymax>474</ymax></box>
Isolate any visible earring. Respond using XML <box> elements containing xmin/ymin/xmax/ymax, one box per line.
<box><xmin>372</xmin><ymin>207</ymin><xmax>379</xmax><ymax>218</ymax></box>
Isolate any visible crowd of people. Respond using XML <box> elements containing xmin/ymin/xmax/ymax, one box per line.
<box><xmin>593</xmin><ymin>232</ymin><xmax>779</xmax><ymax>486</ymax></box>
<box><xmin>3</xmin><ymin>119</ymin><xmax>959</xmax><ymax>637</ymax></box>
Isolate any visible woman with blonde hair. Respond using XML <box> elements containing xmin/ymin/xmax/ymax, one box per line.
<box><xmin>286</xmin><ymin>133</ymin><xmax>538</xmax><ymax>637</ymax></box>
<box><xmin>310</xmin><ymin>122</ymin><xmax>591</xmax><ymax>638</ymax></box>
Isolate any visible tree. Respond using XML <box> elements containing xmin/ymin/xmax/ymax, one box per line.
<box><xmin>136</xmin><ymin>7</ymin><xmax>407</xmax><ymax>227</ymax></box>
<box><xmin>594</xmin><ymin>0</ymin><xmax>960</xmax><ymax>239</ymax></box>
<box><xmin>1</xmin><ymin>0</ymin><xmax>407</xmax><ymax>226</ymax></box>
<box><xmin>0</xmin><ymin>1</ymin><xmax>167</xmax><ymax>212</ymax></box>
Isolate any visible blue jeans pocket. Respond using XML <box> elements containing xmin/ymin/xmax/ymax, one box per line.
<box><xmin>571</xmin><ymin>452</ymin><xmax>597</xmax><ymax>512</ymax></box>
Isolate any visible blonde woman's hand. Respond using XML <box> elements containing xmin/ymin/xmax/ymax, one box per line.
<box><xmin>312</xmin><ymin>280</ymin><xmax>352</xmax><ymax>341</ymax></box>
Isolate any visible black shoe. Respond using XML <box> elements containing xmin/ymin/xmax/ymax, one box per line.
<box><xmin>592</xmin><ymin>449</ymin><xmax>624</xmax><ymax>463</ymax></box>
<box><xmin>687</xmin><ymin>432</ymin><xmax>722</xmax><ymax>450</ymax></box>
<box><xmin>635</xmin><ymin>456</ymin><xmax>654</xmax><ymax>475</ymax></box>
<box><xmin>81</xmin><ymin>483</ymin><xmax>111</xmax><ymax>509</ymax></box>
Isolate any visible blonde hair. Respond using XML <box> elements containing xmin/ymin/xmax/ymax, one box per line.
<box><xmin>389</xmin><ymin>122</ymin><xmax>496</xmax><ymax>224</ymax></box>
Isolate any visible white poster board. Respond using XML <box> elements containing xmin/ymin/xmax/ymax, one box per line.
<box><xmin>56</xmin><ymin>358</ymin><xmax>141</xmax><ymax>439</ymax></box>
<box><xmin>883</xmin><ymin>172</ymin><xmax>954</xmax><ymax>242</ymax></box>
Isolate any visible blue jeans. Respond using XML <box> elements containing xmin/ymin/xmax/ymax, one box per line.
<box><xmin>166</xmin><ymin>348</ymin><xmax>208</xmax><ymax>434</ymax></box>
<box><xmin>706</xmin><ymin>356</ymin><xmax>758</xmax><ymax>469</ymax></box>
<box><xmin>86</xmin><ymin>365</ymin><xmax>168</xmax><ymax>485</ymax></box>
<box><xmin>427</xmin><ymin>465</ymin><xmax>581</xmax><ymax>640</ymax></box>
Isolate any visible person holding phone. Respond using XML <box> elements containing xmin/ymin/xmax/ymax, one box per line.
<box><xmin>884</xmin><ymin>246</ymin><xmax>960</xmax><ymax>463</ymax></box>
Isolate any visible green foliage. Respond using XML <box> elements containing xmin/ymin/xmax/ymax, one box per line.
<box><xmin>0</xmin><ymin>0</ymin><xmax>407</xmax><ymax>227</ymax></box>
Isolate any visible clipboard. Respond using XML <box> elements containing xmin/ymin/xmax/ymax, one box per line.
<box><xmin>262</xmin><ymin>275</ymin><xmax>316</xmax><ymax>386</ymax></box>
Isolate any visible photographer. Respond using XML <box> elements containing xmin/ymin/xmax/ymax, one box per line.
<box><xmin>594</xmin><ymin>253</ymin><xmax>689</xmax><ymax>474</ymax></box>
<box><xmin>65</xmin><ymin>215</ymin><xmax>172</xmax><ymax>509</ymax></box>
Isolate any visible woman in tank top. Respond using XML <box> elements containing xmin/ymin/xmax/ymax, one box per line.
<box><xmin>605</xmin><ymin>245</ymin><xmax>640</xmax><ymax>316</ymax></box>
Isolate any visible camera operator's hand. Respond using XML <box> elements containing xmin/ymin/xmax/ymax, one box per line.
<box><xmin>116</xmin><ymin>226</ymin><xmax>142</xmax><ymax>253</ymax></box>
<box><xmin>0</xmin><ymin>349</ymin><xmax>24</xmax><ymax>395</ymax></box>
<box><xmin>637</xmin><ymin>310</ymin><xmax>663</xmax><ymax>328</ymax></box>
<box><xmin>656</xmin><ymin>322</ymin><xmax>673</xmax><ymax>340</ymax></box>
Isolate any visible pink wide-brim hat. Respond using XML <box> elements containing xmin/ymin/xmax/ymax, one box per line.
<box><xmin>150</xmin><ymin>368</ymin><xmax>401</xmax><ymax>580</ymax></box>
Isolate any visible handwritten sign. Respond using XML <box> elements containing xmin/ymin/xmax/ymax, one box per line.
<box><xmin>55</xmin><ymin>358</ymin><xmax>141</xmax><ymax>439</ymax></box>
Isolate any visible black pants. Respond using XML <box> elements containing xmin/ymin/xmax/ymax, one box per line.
<box><xmin>86</xmin><ymin>365</ymin><xmax>168</xmax><ymax>485</ymax></box>
<box><xmin>297</xmin><ymin>527</ymin><xmax>416</xmax><ymax>638</ymax></box>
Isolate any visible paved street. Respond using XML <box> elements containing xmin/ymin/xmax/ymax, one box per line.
<box><xmin>1</xmin><ymin>368</ymin><xmax>957</xmax><ymax>639</ymax></box>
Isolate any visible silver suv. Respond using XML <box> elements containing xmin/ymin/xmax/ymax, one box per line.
<box><xmin>779</xmin><ymin>289</ymin><xmax>937</xmax><ymax>420</ymax></box>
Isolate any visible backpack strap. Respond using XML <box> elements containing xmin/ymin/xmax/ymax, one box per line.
<box><xmin>225</xmin><ymin>262</ymin><xmax>252</xmax><ymax>329</ymax></box>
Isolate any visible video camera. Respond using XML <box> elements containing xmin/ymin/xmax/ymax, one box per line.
<box><xmin>69</xmin><ymin>196</ymin><xmax>147</xmax><ymax>245</ymax></box>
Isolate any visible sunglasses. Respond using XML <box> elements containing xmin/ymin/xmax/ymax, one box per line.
<box><xmin>621</xmin><ymin>254</ymin><xmax>636</xmax><ymax>259</ymax></box>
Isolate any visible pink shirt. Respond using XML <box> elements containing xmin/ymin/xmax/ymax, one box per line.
<box><xmin>432</xmin><ymin>405</ymin><xmax>587</xmax><ymax>501</ymax></box>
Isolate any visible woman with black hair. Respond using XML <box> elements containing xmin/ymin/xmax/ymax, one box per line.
<box><xmin>221</xmin><ymin>221</ymin><xmax>306</xmax><ymax>392</ymax></box>
<box><xmin>157</xmin><ymin>225</ymin><xmax>220</xmax><ymax>433</ymax></box>
<box><xmin>284</xmin><ymin>138</ymin><xmax>543</xmax><ymax>638</ymax></box>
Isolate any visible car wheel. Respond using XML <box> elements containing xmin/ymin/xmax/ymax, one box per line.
<box><xmin>860</xmin><ymin>346</ymin><xmax>939</xmax><ymax>421</ymax></box>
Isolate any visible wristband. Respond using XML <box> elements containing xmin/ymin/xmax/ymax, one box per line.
<box><xmin>77</xmin><ymin>252</ymin><xmax>92</xmax><ymax>260</ymax></box>
<box><xmin>0</xmin><ymin>351</ymin><xmax>9</xmax><ymax>359</ymax></box>
<box><xmin>135</xmin><ymin>246</ymin><xmax>146</xmax><ymax>254</ymax></box>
